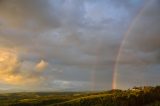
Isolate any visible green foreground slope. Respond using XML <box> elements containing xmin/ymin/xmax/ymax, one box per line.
<box><xmin>0</xmin><ymin>86</ymin><xmax>159</xmax><ymax>106</ymax></box>
<box><xmin>50</xmin><ymin>86</ymin><xmax>160</xmax><ymax>106</ymax></box>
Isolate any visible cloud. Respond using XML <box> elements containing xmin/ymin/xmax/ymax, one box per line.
<box><xmin>35</xmin><ymin>60</ymin><xmax>48</xmax><ymax>71</ymax></box>
<box><xmin>0</xmin><ymin>48</ymin><xmax>43</xmax><ymax>86</ymax></box>
<box><xmin>0</xmin><ymin>0</ymin><xmax>60</xmax><ymax>30</ymax></box>
<box><xmin>123</xmin><ymin>0</ymin><xmax>160</xmax><ymax>64</ymax></box>
<box><xmin>127</xmin><ymin>0</ymin><xmax>160</xmax><ymax>52</ymax></box>
<box><xmin>0</xmin><ymin>48</ymin><xmax>20</xmax><ymax>76</ymax></box>
<box><xmin>0</xmin><ymin>0</ymin><xmax>159</xmax><ymax>90</ymax></box>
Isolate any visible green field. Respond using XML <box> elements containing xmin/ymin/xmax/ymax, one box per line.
<box><xmin>0</xmin><ymin>86</ymin><xmax>160</xmax><ymax>106</ymax></box>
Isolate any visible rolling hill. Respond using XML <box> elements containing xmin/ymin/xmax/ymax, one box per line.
<box><xmin>0</xmin><ymin>86</ymin><xmax>159</xmax><ymax>106</ymax></box>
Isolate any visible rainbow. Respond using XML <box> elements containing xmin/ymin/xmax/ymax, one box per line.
<box><xmin>112</xmin><ymin>0</ymin><xmax>153</xmax><ymax>89</ymax></box>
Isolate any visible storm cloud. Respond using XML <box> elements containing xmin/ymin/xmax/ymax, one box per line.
<box><xmin>0</xmin><ymin>0</ymin><xmax>159</xmax><ymax>91</ymax></box>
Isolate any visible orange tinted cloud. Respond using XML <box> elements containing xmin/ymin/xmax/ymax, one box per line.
<box><xmin>35</xmin><ymin>60</ymin><xmax>48</xmax><ymax>71</ymax></box>
<box><xmin>0</xmin><ymin>48</ymin><xmax>42</xmax><ymax>85</ymax></box>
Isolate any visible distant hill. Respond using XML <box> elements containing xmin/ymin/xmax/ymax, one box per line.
<box><xmin>0</xmin><ymin>89</ymin><xmax>30</xmax><ymax>93</ymax></box>
<box><xmin>50</xmin><ymin>86</ymin><xmax>160</xmax><ymax>106</ymax></box>
<box><xmin>0</xmin><ymin>86</ymin><xmax>159</xmax><ymax>106</ymax></box>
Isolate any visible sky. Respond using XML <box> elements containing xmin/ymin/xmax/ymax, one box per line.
<box><xmin>0</xmin><ymin>0</ymin><xmax>159</xmax><ymax>91</ymax></box>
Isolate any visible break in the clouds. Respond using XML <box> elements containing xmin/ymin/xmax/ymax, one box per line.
<box><xmin>0</xmin><ymin>0</ymin><xmax>159</xmax><ymax>91</ymax></box>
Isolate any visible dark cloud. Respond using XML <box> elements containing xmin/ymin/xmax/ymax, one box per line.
<box><xmin>0</xmin><ymin>0</ymin><xmax>159</xmax><ymax>90</ymax></box>
<box><xmin>127</xmin><ymin>0</ymin><xmax>160</xmax><ymax>51</ymax></box>
<box><xmin>0</xmin><ymin>0</ymin><xmax>60</xmax><ymax>30</ymax></box>
<box><xmin>124</xmin><ymin>0</ymin><xmax>160</xmax><ymax>65</ymax></box>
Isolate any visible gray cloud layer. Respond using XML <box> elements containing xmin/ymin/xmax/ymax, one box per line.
<box><xmin>0</xmin><ymin>0</ymin><xmax>159</xmax><ymax>90</ymax></box>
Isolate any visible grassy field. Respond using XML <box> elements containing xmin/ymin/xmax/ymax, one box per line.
<box><xmin>0</xmin><ymin>86</ymin><xmax>159</xmax><ymax>106</ymax></box>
